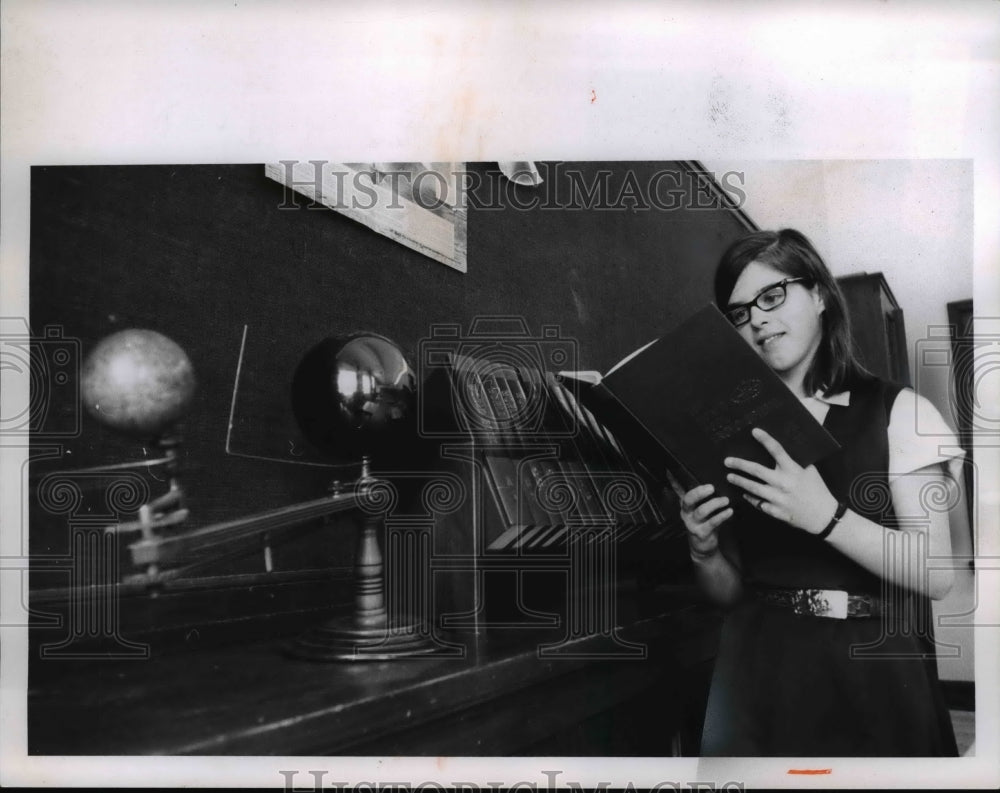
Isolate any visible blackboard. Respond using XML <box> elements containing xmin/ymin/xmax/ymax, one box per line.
<box><xmin>29</xmin><ymin>161</ymin><xmax>753</xmax><ymax>587</ymax></box>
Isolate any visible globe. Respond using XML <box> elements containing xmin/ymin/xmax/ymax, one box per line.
<box><xmin>81</xmin><ymin>329</ymin><xmax>196</xmax><ymax>438</ymax></box>
<box><xmin>291</xmin><ymin>333</ymin><xmax>417</xmax><ymax>461</ymax></box>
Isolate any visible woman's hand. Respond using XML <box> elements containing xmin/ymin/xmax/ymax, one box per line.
<box><xmin>725</xmin><ymin>427</ymin><xmax>839</xmax><ymax>534</ymax></box>
<box><xmin>666</xmin><ymin>470</ymin><xmax>733</xmax><ymax>558</ymax></box>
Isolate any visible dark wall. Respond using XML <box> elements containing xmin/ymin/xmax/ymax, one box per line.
<box><xmin>29</xmin><ymin>162</ymin><xmax>750</xmax><ymax>585</ymax></box>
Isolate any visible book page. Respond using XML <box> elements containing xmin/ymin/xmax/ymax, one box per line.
<box><xmin>604</xmin><ymin>338</ymin><xmax>658</xmax><ymax>377</ymax></box>
<box><xmin>556</xmin><ymin>369</ymin><xmax>603</xmax><ymax>385</ymax></box>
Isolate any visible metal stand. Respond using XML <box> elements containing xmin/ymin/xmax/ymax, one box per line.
<box><xmin>102</xmin><ymin>433</ymin><xmax>189</xmax><ymax>581</ymax></box>
<box><xmin>287</xmin><ymin>457</ymin><xmax>439</xmax><ymax>661</ymax></box>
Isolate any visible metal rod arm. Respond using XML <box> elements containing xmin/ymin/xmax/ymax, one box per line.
<box><xmin>123</xmin><ymin>490</ymin><xmax>365</xmax><ymax>568</ymax></box>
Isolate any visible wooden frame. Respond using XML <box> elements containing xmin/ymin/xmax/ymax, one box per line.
<box><xmin>265</xmin><ymin>161</ymin><xmax>468</xmax><ymax>273</ymax></box>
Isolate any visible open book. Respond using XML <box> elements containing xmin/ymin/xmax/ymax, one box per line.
<box><xmin>557</xmin><ymin>304</ymin><xmax>840</xmax><ymax>501</ymax></box>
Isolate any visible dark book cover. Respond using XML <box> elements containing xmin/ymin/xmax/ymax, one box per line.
<box><xmin>558</xmin><ymin>304</ymin><xmax>840</xmax><ymax>502</ymax></box>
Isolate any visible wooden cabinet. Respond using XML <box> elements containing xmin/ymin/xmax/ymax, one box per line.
<box><xmin>947</xmin><ymin>298</ymin><xmax>974</xmax><ymax>448</ymax></box>
<box><xmin>947</xmin><ymin>298</ymin><xmax>975</xmax><ymax>532</ymax></box>
<box><xmin>837</xmin><ymin>272</ymin><xmax>911</xmax><ymax>386</ymax></box>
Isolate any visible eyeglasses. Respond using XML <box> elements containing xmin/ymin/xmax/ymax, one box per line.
<box><xmin>724</xmin><ymin>277</ymin><xmax>811</xmax><ymax>327</ymax></box>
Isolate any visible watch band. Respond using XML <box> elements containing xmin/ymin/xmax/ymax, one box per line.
<box><xmin>817</xmin><ymin>500</ymin><xmax>848</xmax><ymax>540</ymax></box>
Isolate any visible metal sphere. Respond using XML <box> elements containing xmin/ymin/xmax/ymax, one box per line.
<box><xmin>291</xmin><ymin>333</ymin><xmax>417</xmax><ymax>460</ymax></box>
<box><xmin>81</xmin><ymin>329</ymin><xmax>196</xmax><ymax>438</ymax></box>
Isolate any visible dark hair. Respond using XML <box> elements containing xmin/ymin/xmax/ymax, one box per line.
<box><xmin>714</xmin><ymin>228</ymin><xmax>868</xmax><ymax>395</ymax></box>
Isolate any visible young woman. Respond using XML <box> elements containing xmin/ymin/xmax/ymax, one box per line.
<box><xmin>673</xmin><ymin>229</ymin><xmax>962</xmax><ymax>756</ymax></box>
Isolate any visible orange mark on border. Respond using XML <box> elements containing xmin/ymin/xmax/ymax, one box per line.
<box><xmin>590</xmin><ymin>89</ymin><xmax>597</xmax><ymax>104</ymax></box>
<box><xmin>788</xmin><ymin>769</ymin><xmax>832</xmax><ymax>775</ymax></box>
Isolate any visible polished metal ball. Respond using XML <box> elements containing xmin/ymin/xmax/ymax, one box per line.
<box><xmin>81</xmin><ymin>329</ymin><xmax>196</xmax><ymax>438</ymax></box>
<box><xmin>291</xmin><ymin>333</ymin><xmax>417</xmax><ymax>460</ymax></box>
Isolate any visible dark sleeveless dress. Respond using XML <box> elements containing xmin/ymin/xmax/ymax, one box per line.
<box><xmin>700</xmin><ymin>377</ymin><xmax>958</xmax><ymax>756</ymax></box>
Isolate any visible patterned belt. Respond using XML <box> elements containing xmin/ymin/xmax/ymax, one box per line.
<box><xmin>753</xmin><ymin>587</ymin><xmax>882</xmax><ymax>619</ymax></box>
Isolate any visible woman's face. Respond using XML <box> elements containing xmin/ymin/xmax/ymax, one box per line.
<box><xmin>727</xmin><ymin>261</ymin><xmax>825</xmax><ymax>393</ymax></box>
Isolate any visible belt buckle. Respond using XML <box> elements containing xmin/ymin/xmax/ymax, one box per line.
<box><xmin>793</xmin><ymin>589</ymin><xmax>848</xmax><ymax>619</ymax></box>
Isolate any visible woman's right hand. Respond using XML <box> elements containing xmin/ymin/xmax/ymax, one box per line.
<box><xmin>665</xmin><ymin>472</ymin><xmax>734</xmax><ymax>559</ymax></box>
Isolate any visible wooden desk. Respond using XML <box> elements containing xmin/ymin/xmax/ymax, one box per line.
<box><xmin>29</xmin><ymin>588</ymin><xmax>720</xmax><ymax>757</ymax></box>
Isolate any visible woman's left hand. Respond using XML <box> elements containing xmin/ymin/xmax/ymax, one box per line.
<box><xmin>725</xmin><ymin>427</ymin><xmax>839</xmax><ymax>535</ymax></box>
